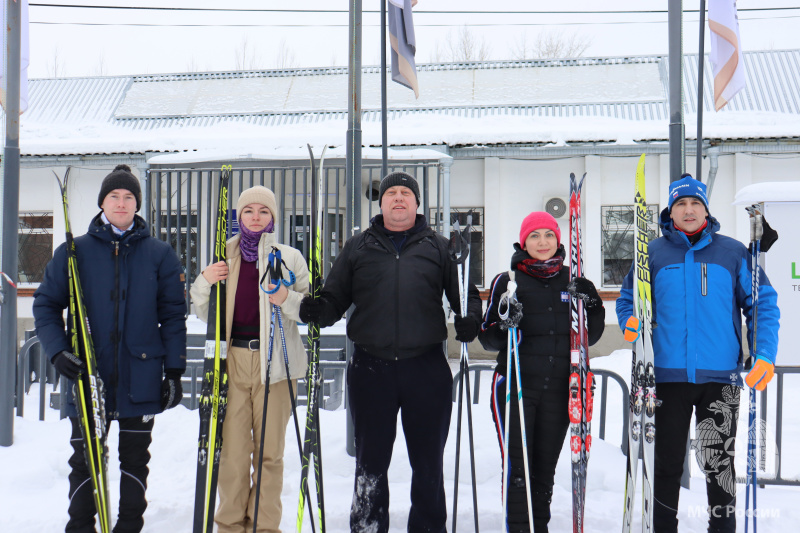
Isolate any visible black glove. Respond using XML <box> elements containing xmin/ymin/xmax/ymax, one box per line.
<box><xmin>454</xmin><ymin>315</ymin><xmax>480</xmax><ymax>343</ymax></box>
<box><xmin>52</xmin><ymin>350</ymin><xmax>84</xmax><ymax>380</ymax></box>
<box><xmin>160</xmin><ymin>370</ymin><xmax>183</xmax><ymax>411</ymax></box>
<box><xmin>566</xmin><ymin>277</ymin><xmax>602</xmax><ymax>309</ymax></box>
<box><xmin>749</xmin><ymin>216</ymin><xmax>778</xmax><ymax>254</ymax></box>
<box><xmin>299</xmin><ymin>295</ymin><xmax>323</xmax><ymax>324</ymax></box>
<box><xmin>499</xmin><ymin>299</ymin><xmax>523</xmax><ymax>330</ymax></box>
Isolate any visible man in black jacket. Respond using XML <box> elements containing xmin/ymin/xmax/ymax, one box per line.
<box><xmin>34</xmin><ymin>165</ymin><xmax>186</xmax><ymax>533</ymax></box>
<box><xmin>300</xmin><ymin>171</ymin><xmax>482</xmax><ymax>533</ymax></box>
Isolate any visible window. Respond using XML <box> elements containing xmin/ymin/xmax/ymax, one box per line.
<box><xmin>430</xmin><ymin>207</ymin><xmax>485</xmax><ymax>288</ymax></box>
<box><xmin>601</xmin><ymin>205</ymin><xmax>659</xmax><ymax>287</ymax></box>
<box><xmin>18</xmin><ymin>212</ymin><xmax>54</xmax><ymax>283</ymax></box>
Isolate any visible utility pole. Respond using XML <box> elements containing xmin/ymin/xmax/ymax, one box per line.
<box><xmin>1</xmin><ymin>0</ymin><xmax>23</xmax><ymax>447</ymax></box>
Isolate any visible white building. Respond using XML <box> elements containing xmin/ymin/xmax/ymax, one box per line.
<box><xmin>14</xmin><ymin>51</ymin><xmax>800</xmax><ymax>349</ymax></box>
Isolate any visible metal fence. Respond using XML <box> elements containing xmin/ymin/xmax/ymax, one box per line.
<box><xmin>15</xmin><ymin>332</ymin><xmax>800</xmax><ymax>489</ymax></box>
<box><xmin>452</xmin><ymin>362</ymin><xmax>630</xmax><ymax>453</ymax></box>
<box><xmin>146</xmin><ymin>161</ymin><xmax>444</xmax><ymax>315</ymax></box>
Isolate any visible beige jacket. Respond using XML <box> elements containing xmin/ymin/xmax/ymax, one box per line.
<box><xmin>190</xmin><ymin>232</ymin><xmax>310</xmax><ymax>385</ymax></box>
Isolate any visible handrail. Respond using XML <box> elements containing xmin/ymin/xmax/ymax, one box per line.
<box><xmin>452</xmin><ymin>362</ymin><xmax>630</xmax><ymax>453</ymax></box>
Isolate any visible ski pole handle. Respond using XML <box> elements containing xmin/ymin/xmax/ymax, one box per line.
<box><xmin>746</xmin><ymin>204</ymin><xmax>764</xmax><ymax>242</ymax></box>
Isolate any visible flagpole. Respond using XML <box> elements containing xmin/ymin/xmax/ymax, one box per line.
<box><xmin>345</xmin><ymin>0</ymin><xmax>363</xmax><ymax>458</ymax></box>
<box><xmin>1</xmin><ymin>0</ymin><xmax>23</xmax><ymax>447</ymax></box>
<box><xmin>380</xmin><ymin>0</ymin><xmax>388</xmax><ymax>178</ymax></box>
<box><xmin>696</xmin><ymin>0</ymin><xmax>706</xmax><ymax>181</ymax></box>
<box><xmin>668</xmin><ymin>0</ymin><xmax>685</xmax><ymax>183</ymax></box>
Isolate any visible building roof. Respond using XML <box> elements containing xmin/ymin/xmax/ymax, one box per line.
<box><xmin>19</xmin><ymin>50</ymin><xmax>800</xmax><ymax>157</ymax></box>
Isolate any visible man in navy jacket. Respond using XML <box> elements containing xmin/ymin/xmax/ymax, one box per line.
<box><xmin>34</xmin><ymin>165</ymin><xmax>186</xmax><ymax>533</ymax></box>
<box><xmin>616</xmin><ymin>175</ymin><xmax>779</xmax><ymax>533</ymax></box>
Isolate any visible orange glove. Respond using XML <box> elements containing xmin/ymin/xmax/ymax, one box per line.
<box><xmin>623</xmin><ymin>316</ymin><xmax>641</xmax><ymax>343</ymax></box>
<box><xmin>745</xmin><ymin>356</ymin><xmax>775</xmax><ymax>391</ymax></box>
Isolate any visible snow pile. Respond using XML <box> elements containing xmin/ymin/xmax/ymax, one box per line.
<box><xmin>2</xmin><ymin>350</ymin><xmax>798</xmax><ymax>532</ymax></box>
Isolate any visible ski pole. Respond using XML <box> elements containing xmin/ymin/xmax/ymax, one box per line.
<box><xmin>252</xmin><ymin>303</ymin><xmax>276</xmax><ymax>533</ymax></box>
<box><xmin>450</xmin><ymin>216</ymin><xmax>480</xmax><ymax>533</ymax></box>
<box><xmin>745</xmin><ymin>204</ymin><xmax>763</xmax><ymax>533</ymax></box>
<box><xmin>254</xmin><ymin>250</ymin><xmax>315</xmax><ymax>533</ymax></box>
<box><xmin>498</xmin><ymin>278</ymin><xmax>533</xmax><ymax>532</ymax></box>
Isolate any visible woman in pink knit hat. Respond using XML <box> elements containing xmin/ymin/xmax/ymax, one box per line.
<box><xmin>478</xmin><ymin>211</ymin><xmax>606</xmax><ymax>533</ymax></box>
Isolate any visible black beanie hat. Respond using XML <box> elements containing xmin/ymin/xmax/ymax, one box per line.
<box><xmin>97</xmin><ymin>164</ymin><xmax>141</xmax><ymax>212</ymax></box>
<box><xmin>378</xmin><ymin>171</ymin><xmax>420</xmax><ymax>206</ymax></box>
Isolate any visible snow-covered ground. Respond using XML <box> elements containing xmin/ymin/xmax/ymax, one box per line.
<box><xmin>2</xmin><ymin>349</ymin><xmax>798</xmax><ymax>532</ymax></box>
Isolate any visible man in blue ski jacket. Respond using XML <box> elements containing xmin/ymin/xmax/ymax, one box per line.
<box><xmin>616</xmin><ymin>175</ymin><xmax>779</xmax><ymax>533</ymax></box>
<box><xmin>33</xmin><ymin>165</ymin><xmax>187</xmax><ymax>533</ymax></box>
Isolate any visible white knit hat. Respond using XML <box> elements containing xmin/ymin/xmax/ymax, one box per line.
<box><xmin>237</xmin><ymin>186</ymin><xmax>278</xmax><ymax>222</ymax></box>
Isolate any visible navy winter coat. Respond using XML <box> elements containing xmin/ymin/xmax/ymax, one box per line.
<box><xmin>33</xmin><ymin>213</ymin><xmax>187</xmax><ymax>418</ymax></box>
<box><xmin>616</xmin><ymin>211</ymin><xmax>779</xmax><ymax>386</ymax></box>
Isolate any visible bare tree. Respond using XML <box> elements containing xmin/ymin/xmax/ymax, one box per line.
<box><xmin>94</xmin><ymin>51</ymin><xmax>107</xmax><ymax>76</ymax></box>
<box><xmin>512</xmin><ymin>29</ymin><xmax>592</xmax><ymax>60</ymax></box>
<box><xmin>274</xmin><ymin>38</ymin><xmax>297</xmax><ymax>70</ymax></box>
<box><xmin>447</xmin><ymin>26</ymin><xmax>491</xmax><ymax>62</ymax></box>
<box><xmin>186</xmin><ymin>56</ymin><xmax>200</xmax><ymax>73</ymax></box>
<box><xmin>427</xmin><ymin>40</ymin><xmax>445</xmax><ymax>63</ymax></box>
<box><xmin>235</xmin><ymin>35</ymin><xmax>261</xmax><ymax>70</ymax></box>
<box><xmin>48</xmin><ymin>47</ymin><xmax>66</xmax><ymax>77</ymax></box>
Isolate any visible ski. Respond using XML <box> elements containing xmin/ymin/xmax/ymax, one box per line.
<box><xmin>621</xmin><ymin>154</ymin><xmax>658</xmax><ymax>533</ymax></box>
<box><xmin>297</xmin><ymin>144</ymin><xmax>327</xmax><ymax>533</ymax></box>
<box><xmin>55</xmin><ymin>168</ymin><xmax>112</xmax><ymax>533</ymax></box>
<box><xmin>569</xmin><ymin>171</ymin><xmax>592</xmax><ymax>533</ymax></box>
<box><xmin>449</xmin><ymin>214</ymin><xmax>479</xmax><ymax>533</ymax></box>
<box><xmin>193</xmin><ymin>166</ymin><xmax>231</xmax><ymax>533</ymax></box>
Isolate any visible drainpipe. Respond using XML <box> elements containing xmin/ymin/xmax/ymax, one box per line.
<box><xmin>705</xmin><ymin>146</ymin><xmax>720</xmax><ymax>199</ymax></box>
<box><xmin>441</xmin><ymin>157</ymin><xmax>453</xmax><ymax>238</ymax></box>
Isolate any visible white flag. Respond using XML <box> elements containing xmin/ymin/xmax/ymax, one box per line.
<box><xmin>1</xmin><ymin>0</ymin><xmax>30</xmax><ymax>114</ymax></box>
<box><xmin>708</xmin><ymin>0</ymin><xmax>745</xmax><ymax>111</ymax></box>
<box><xmin>388</xmin><ymin>0</ymin><xmax>419</xmax><ymax>98</ymax></box>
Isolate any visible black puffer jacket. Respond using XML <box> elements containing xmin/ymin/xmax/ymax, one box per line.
<box><xmin>479</xmin><ymin>244</ymin><xmax>605</xmax><ymax>390</ymax></box>
<box><xmin>316</xmin><ymin>214</ymin><xmax>482</xmax><ymax>360</ymax></box>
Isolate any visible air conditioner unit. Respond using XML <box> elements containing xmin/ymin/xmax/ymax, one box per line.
<box><xmin>543</xmin><ymin>197</ymin><xmax>569</xmax><ymax>219</ymax></box>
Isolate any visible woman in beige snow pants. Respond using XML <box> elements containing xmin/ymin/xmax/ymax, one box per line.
<box><xmin>191</xmin><ymin>185</ymin><xmax>309</xmax><ymax>533</ymax></box>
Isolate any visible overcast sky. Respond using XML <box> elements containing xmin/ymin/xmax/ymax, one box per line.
<box><xmin>23</xmin><ymin>0</ymin><xmax>800</xmax><ymax>79</ymax></box>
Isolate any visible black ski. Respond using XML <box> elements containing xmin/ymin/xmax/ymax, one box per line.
<box><xmin>193</xmin><ymin>166</ymin><xmax>231</xmax><ymax>533</ymax></box>
<box><xmin>55</xmin><ymin>167</ymin><xmax>112</xmax><ymax>533</ymax></box>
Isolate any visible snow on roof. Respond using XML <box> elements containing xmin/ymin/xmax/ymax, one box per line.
<box><xmin>147</xmin><ymin>146</ymin><xmax>450</xmax><ymax>165</ymax></box>
<box><xmin>734</xmin><ymin>182</ymin><xmax>800</xmax><ymax>205</ymax></box>
<box><xmin>17</xmin><ymin>51</ymin><xmax>800</xmax><ymax>157</ymax></box>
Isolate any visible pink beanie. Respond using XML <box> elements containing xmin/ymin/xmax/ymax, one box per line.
<box><xmin>519</xmin><ymin>211</ymin><xmax>561</xmax><ymax>247</ymax></box>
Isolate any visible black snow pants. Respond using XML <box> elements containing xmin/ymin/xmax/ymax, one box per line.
<box><xmin>490</xmin><ymin>370</ymin><xmax>570</xmax><ymax>533</ymax></box>
<box><xmin>66</xmin><ymin>416</ymin><xmax>154</xmax><ymax>533</ymax></box>
<box><xmin>347</xmin><ymin>345</ymin><xmax>453</xmax><ymax>533</ymax></box>
<box><xmin>654</xmin><ymin>382</ymin><xmax>741</xmax><ymax>533</ymax></box>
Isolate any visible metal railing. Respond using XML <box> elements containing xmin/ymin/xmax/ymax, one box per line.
<box><xmin>735</xmin><ymin>366</ymin><xmax>800</xmax><ymax>486</ymax></box>
<box><xmin>452</xmin><ymin>362</ymin><xmax>630</xmax><ymax>452</ymax></box>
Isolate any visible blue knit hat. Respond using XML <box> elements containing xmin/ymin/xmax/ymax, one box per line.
<box><xmin>668</xmin><ymin>174</ymin><xmax>709</xmax><ymax>212</ymax></box>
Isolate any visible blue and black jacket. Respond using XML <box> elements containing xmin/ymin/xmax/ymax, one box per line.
<box><xmin>616</xmin><ymin>209</ymin><xmax>779</xmax><ymax>386</ymax></box>
<box><xmin>33</xmin><ymin>213</ymin><xmax>187</xmax><ymax>418</ymax></box>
